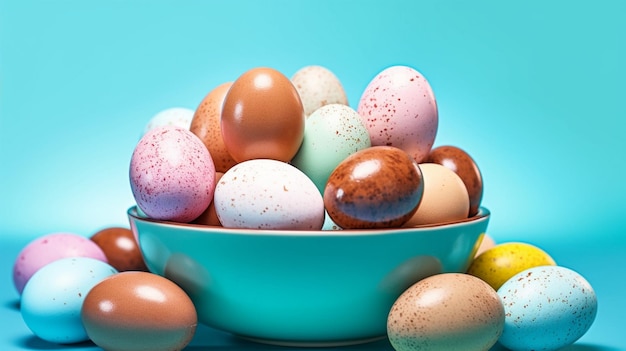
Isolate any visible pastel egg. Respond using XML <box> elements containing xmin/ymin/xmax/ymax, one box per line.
<box><xmin>81</xmin><ymin>271</ymin><xmax>197</xmax><ymax>351</ymax></box>
<box><xmin>497</xmin><ymin>266</ymin><xmax>597</xmax><ymax>351</ymax></box>
<box><xmin>388</xmin><ymin>273</ymin><xmax>505</xmax><ymax>351</ymax></box>
<box><xmin>357</xmin><ymin>65</ymin><xmax>438</xmax><ymax>163</ymax></box>
<box><xmin>90</xmin><ymin>227</ymin><xmax>148</xmax><ymax>272</ymax></box>
<box><xmin>13</xmin><ymin>232</ymin><xmax>108</xmax><ymax>295</ymax></box>
<box><xmin>467</xmin><ymin>242</ymin><xmax>556</xmax><ymax>291</ymax></box>
<box><xmin>426</xmin><ymin>145</ymin><xmax>484</xmax><ymax>217</ymax></box>
<box><xmin>190</xmin><ymin>82</ymin><xmax>238</xmax><ymax>172</ymax></box>
<box><xmin>129</xmin><ymin>126</ymin><xmax>216</xmax><ymax>223</ymax></box>
<box><xmin>324</xmin><ymin>146</ymin><xmax>424</xmax><ymax>229</ymax></box>
<box><xmin>403</xmin><ymin>163</ymin><xmax>469</xmax><ymax>227</ymax></box>
<box><xmin>291</xmin><ymin>65</ymin><xmax>349</xmax><ymax>117</ymax></box>
<box><xmin>290</xmin><ymin>104</ymin><xmax>371</xmax><ymax>194</ymax></box>
<box><xmin>221</xmin><ymin>67</ymin><xmax>305</xmax><ymax>163</ymax></box>
<box><xmin>214</xmin><ymin>159</ymin><xmax>325</xmax><ymax>230</ymax></box>
<box><xmin>144</xmin><ymin>107</ymin><xmax>194</xmax><ymax>134</ymax></box>
<box><xmin>20</xmin><ymin>257</ymin><xmax>118</xmax><ymax>344</ymax></box>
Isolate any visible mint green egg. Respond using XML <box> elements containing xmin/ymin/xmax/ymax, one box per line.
<box><xmin>291</xmin><ymin>104</ymin><xmax>371</xmax><ymax>194</ymax></box>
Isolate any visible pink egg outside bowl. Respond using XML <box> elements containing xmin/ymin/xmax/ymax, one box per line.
<box><xmin>127</xmin><ymin>205</ymin><xmax>490</xmax><ymax>347</ymax></box>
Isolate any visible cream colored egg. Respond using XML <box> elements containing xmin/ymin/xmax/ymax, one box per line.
<box><xmin>403</xmin><ymin>163</ymin><xmax>469</xmax><ymax>226</ymax></box>
<box><xmin>291</xmin><ymin>65</ymin><xmax>348</xmax><ymax>117</ymax></box>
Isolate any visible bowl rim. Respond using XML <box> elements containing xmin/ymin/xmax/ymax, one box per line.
<box><xmin>127</xmin><ymin>206</ymin><xmax>490</xmax><ymax>237</ymax></box>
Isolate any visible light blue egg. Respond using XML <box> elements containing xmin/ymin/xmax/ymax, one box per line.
<box><xmin>497</xmin><ymin>265</ymin><xmax>597</xmax><ymax>351</ymax></box>
<box><xmin>20</xmin><ymin>257</ymin><xmax>118</xmax><ymax>344</ymax></box>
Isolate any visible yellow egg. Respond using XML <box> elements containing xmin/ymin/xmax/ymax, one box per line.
<box><xmin>466</xmin><ymin>242</ymin><xmax>556</xmax><ymax>291</ymax></box>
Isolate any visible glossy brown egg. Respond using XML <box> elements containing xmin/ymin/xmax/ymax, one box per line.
<box><xmin>81</xmin><ymin>271</ymin><xmax>197</xmax><ymax>351</ymax></box>
<box><xmin>90</xmin><ymin>227</ymin><xmax>148</xmax><ymax>272</ymax></box>
<box><xmin>190</xmin><ymin>82</ymin><xmax>237</xmax><ymax>173</ymax></box>
<box><xmin>324</xmin><ymin>146</ymin><xmax>424</xmax><ymax>229</ymax></box>
<box><xmin>191</xmin><ymin>172</ymin><xmax>224</xmax><ymax>226</ymax></box>
<box><xmin>426</xmin><ymin>145</ymin><xmax>483</xmax><ymax>217</ymax></box>
<box><xmin>221</xmin><ymin>67</ymin><xmax>305</xmax><ymax>163</ymax></box>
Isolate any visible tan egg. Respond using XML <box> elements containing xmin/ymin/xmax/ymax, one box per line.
<box><xmin>403</xmin><ymin>163</ymin><xmax>469</xmax><ymax>226</ymax></box>
<box><xmin>291</xmin><ymin>65</ymin><xmax>349</xmax><ymax>117</ymax></box>
<box><xmin>388</xmin><ymin>273</ymin><xmax>504</xmax><ymax>351</ymax></box>
<box><xmin>190</xmin><ymin>82</ymin><xmax>237</xmax><ymax>173</ymax></box>
<box><xmin>221</xmin><ymin>67</ymin><xmax>305</xmax><ymax>163</ymax></box>
<box><xmin>191</xmin><ymin>172</ymin><xmax>224</xmax><ymax>226</ymax></box>
<box><xmin>474</xmin><ymin>233</ymin><xmax>496</xmax><ymax>258</ymax></box>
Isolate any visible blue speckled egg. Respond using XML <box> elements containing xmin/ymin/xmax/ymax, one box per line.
<box><xmin>497</xmin><ymin>265</ymin><xmax>597</xmax><ymax>351</ymax></box>
<box><xmin>20</xmin><ymin>257</ymin><xmax>118</xmax><ymax>344</ymax></box>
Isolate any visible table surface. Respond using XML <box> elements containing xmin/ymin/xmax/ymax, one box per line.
<box><xmin>2</xmin><ymin>237</ymin><xmax>625</xmax><ymax>351</ymax></box>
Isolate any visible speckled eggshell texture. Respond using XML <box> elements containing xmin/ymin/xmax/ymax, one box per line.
<box><xmin>497</xmin><ymin>266</ymin><xmax>597</xmax><ymax>351</ymax></box>
<box><xmin>13</xmin><ymin>232</ymin><xmax>108</xmax><ymax>295</ymax></box>
<box><xmin>190</xmin><ymin>82</ymin><xmax>237</xmax><ymax>173</ymax></box>
<box><xmin>290</xmin><ymin>103</ymin><xmax>371</xmax><ymax>194</ymax></box>
<box><xmin>129</xmin><ymin>126</ymin><xmax>216</xmax><ymax>223</ymax></box>
<box><xmin>388</xmin><ymin>273</ymin><xmax>505</xmax><ymax>351</ymax></box>
<box><xmin>324</xmin><ymin>146</ymin><xmax>424</xmax><ymax>229</ymax></box>
<box><xmin>291</xmin><ymin>65</ymin><xmax>349</xmax><ymax>117</ymax></box>
<box><xmin>467</xmin><ymin>242</ymin><xmax>556</xmax><ymax>291</ymax></box>
<box><xmin>214</xmin><ymin>159</ymin><xmax>325</xmax><ymax>230</ymax></box>
<box><xmin>357</xmin><ymin>65</ymin><xmax>438</xmax><ymax>163</ymax></box>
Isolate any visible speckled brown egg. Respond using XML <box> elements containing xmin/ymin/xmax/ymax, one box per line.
<box><xmin>191</xmin><ymin>172</ymin><xmax>224</xmax><ymax>226</ymax></box>
<box><xmin>388</xmin><ymin>273</ymin><xmax>504</xmax><ymax>351</ymax></box>
<box><xmin>221</xmin><ymin>67</ymin><xmax>305</xmax><ymax>163</ymax></box>
<box><xmin>90</xmin><ymin>227</ymin><xmax>148</xmax><ymax>272</ymax></box>
<box><xmin>426</xmin><ymin>145</ymin><xmax>483</xmax><ymax>217</ymax></box>
<box><xmin>324</xmin><ymin>146</ymin><xmax>424</xmax><ymax>229</ymax></box>
<box><xmin>291</xmin><ymin>65</ymin><xmax>349</xmax><ymax>117</ymax></box>
<box><xmin>190</xmin><ymin>82</ymin><xmax>237</xmax><ymax>173</ymax></box>
<box><xmin>81</xmin><ymin>271</ymin><xmax>197</xmax><ymax>351</ymax></box>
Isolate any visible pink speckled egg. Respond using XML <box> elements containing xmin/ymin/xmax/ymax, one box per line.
<box><xmin>357</xmin><ymin>65</ymin><xmax>438</xmax><ymax>163</ymax></box>
<box><xmin>388</xmin><ymin>273</ymin><xmax>504</xmax><ymax>351</ymax></box>
<box><xmin>130</xmin><ymin>126</ymin><xmax>216</xmax><ymax>223</ymax></box>
<box><xmin>13</xmin><ymin>232</ymin><xmax>108</xmax><ymax>295</ymax></box>
<box><xmin>214</xmin><ymin>159</ymin><xmax>325</xmax><ymax>230</ymax></box>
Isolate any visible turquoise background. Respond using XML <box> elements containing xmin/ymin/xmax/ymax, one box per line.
<box><xmin>1</xmin><ymin>1</ymin><xmax>625</xmax><ymax>350</ymax></box>
<box><xmin>1</xmin><ymin>0</ymin><xmax>624</xmax><ymax>244</ymax></box>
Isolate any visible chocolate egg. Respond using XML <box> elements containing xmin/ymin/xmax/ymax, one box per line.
<box><xmin>90</xmin><ymin>227</ymin><xmax>148</xmax><ymax>272</ymax></box>
<box><xmin>190</xmin><ymin>82</ymin><xmax>238</xmax><ymax>173</ymax></box>
<box><xmin>427</xmin><ymin>145</ymin><xmax>483</xmax><ymax>217</ymax></box>
<box><xmin>324</xmin><ymin>146</ymin><xmax>424</xmax><ymax>229</ymax></box>
<box><xmin>221</xmin><ymin>67</ymin><xmax>305</xmax><ymax>163</ymax></box>
<box><xmin>388</xmin><ymin>273</ymin><xmax>505</xmax><ymax>351</ymax></box>
<box><xmin>81</xmin><ymin>271</ymin><xmax>197</xmax><ymax>351</ymax></box>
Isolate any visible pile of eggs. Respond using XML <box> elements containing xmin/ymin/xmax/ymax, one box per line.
<box><xmin>11</xmin><ymin>64</ymin><xmax>598</xmax><ymax>351</ymax></box>
<box><xmin>130</xmin><ymin>65</ymin><xmax>483</xmax><ymax>230</ymax></box>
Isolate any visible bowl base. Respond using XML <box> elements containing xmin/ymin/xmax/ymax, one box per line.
<box><xmin>236</xmin><ymin>334</ymin><xmax>387</xmax><ymax>347</ymax></box>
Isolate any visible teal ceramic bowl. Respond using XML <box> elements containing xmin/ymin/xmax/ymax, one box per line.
<box><xmin>128</xmin><ymin>206</ymin><xmax>490</xmax><ymax>347</ymax></box>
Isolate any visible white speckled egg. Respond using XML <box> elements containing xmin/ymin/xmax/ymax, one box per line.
<box><xmin>497</xmin><ymin>266</ymin><xmax>597</xmax><ymax>351</ymax></box>
<box><xmin>290</xmin><ymin>104</ymin><xmax>371</xmax><ymax>194</ymax></box>
<box><xmin>129</xmin><ymin>126</ymin><xmax>216</xmax><ymax>223</ymax></box>
<box><xmin>144</xmin><ymin>107</ymin><xmax>194</xmax><ymax>134</ymax></box>
<box><xmin>403</xmin><ymin>163</ymin><xmax>469</xmax><ymax>226</ymax></box>
<box><xmin>388</xmin><ymin>273</ymin><xmax>504</xmax><ymax>351</ymax></box>
<box><xmin>214</xmin><ymin>159</ymin><xmax>325</xmax><ymax>230</ymax></box>
<box><xmin>357</xmin><ymin>65</ymin><xmax>438</xmax><ymax>163</ymax></box>
<box><xmin>291</xmin><ymin>65</ymin><xmax>348</xmax><ymax>117</ymax></box>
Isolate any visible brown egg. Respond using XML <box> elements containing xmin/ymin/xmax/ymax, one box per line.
<box><xmin>90</xmin><ymin>227</ymin><xmax>148</xmax><ymax>272</ymax></box>
<box><xmin>387</xmin><ymin>273</ymin><xmax>504</xmax><ymax>351</ymax></box>
<box><xmin>426</xmin><ymin>145</ymin><xmax>483</xmax><ymax>217</ymax></box>
<box><xmin>221</xmin><ymin>67</ymin><xmax>305</xmax><ymax>163</ymax></box>
<box><xmin>191</xmin><ymin>172</ymin><xmax>224</xmax><ymax>226</ymax></box>
<box><xmin>324</xmin><ymin>146</ymin><xmax>424</xmax><ymax>229</ymax></box>
<box><xmin>190</xmin><ymin>82</ymin><xmax>237</xmax><ymax>173</ymax></box>
<box><xmin>81</xmin><ymin>271</ymin><xmax>197</xmax><ymax>351</ymax></box>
